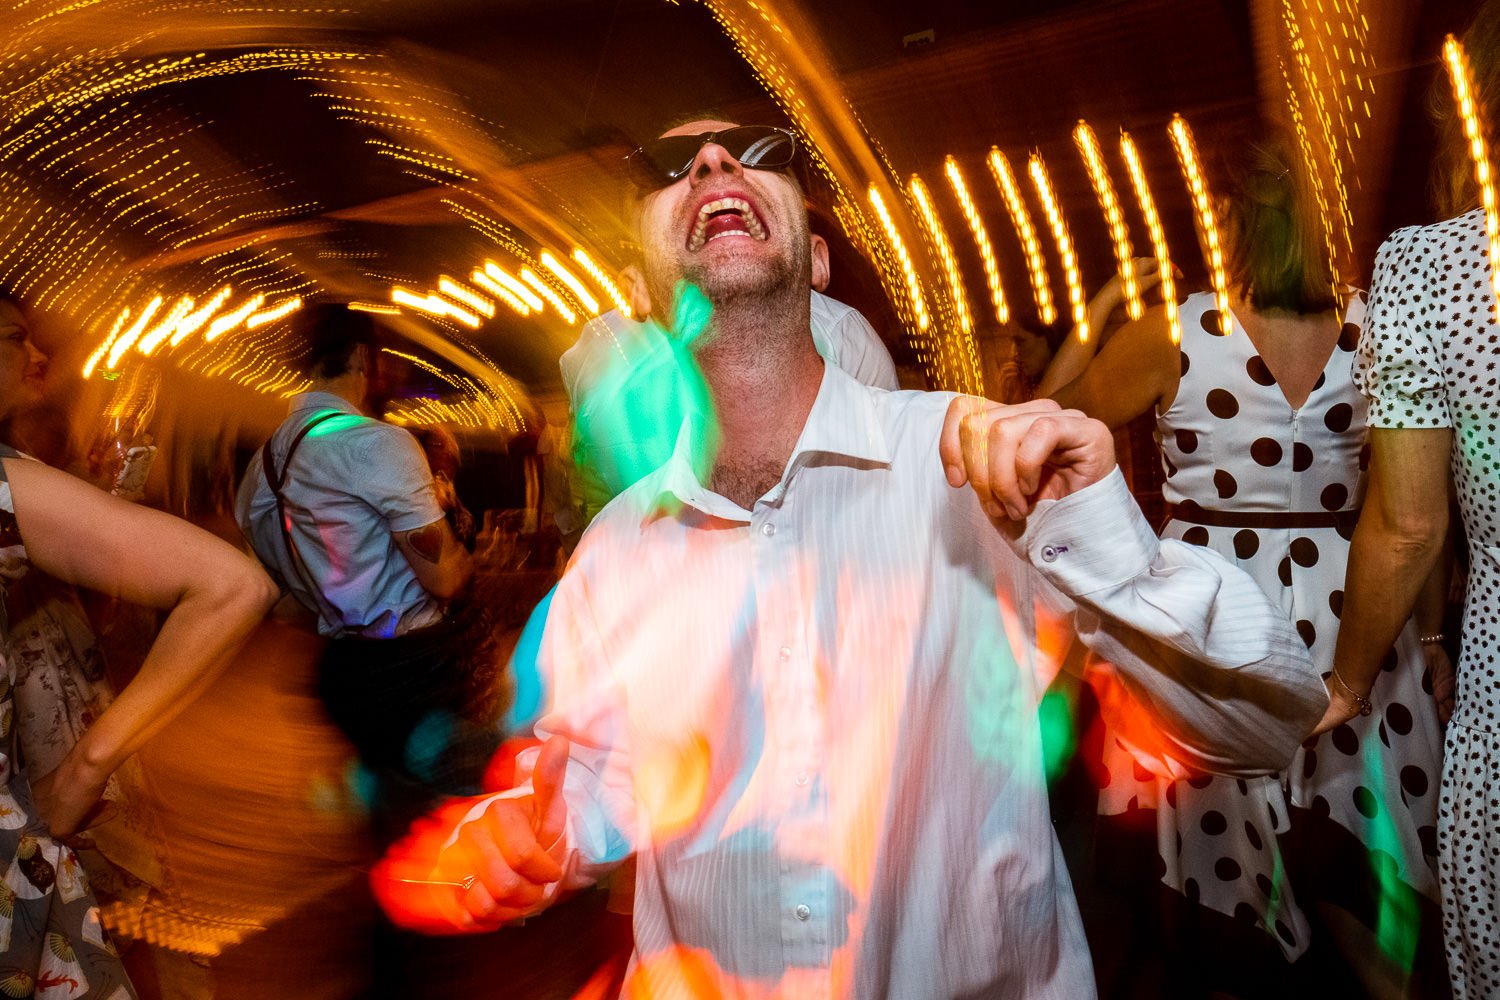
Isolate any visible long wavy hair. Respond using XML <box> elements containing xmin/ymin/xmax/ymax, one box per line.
<box><xmin>1433</xmin><ymin>0</ymin><xmax>1500</xmax><ymax>219</ymax></box>
<box><xmin>1220</xmin><ymin>139</ymin><xmax>1338</xmax><ymax>315</ymax></box>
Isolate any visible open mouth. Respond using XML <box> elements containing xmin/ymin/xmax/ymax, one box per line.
<box><xmin>687</xmin><ymin>196</ymin><xmax>767</xmax><ymax>251</ymax></box>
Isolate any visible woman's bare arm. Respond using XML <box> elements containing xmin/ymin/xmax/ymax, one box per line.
<box><xmin>1043</xmin><ymin>304</ymin><xmax>1181</xmax><ymax>431</ymax></box>
<box><xmin>1315</xmin><ymin>428</ymin><xmax>1451</xmax><ymax>734</ymax></box>
<box><xmin>4</xmin><ymin>457</ymin><xmax>278</xmax><ymax>834</ymax></box>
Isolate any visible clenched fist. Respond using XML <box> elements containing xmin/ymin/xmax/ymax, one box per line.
<box><xmin>939</xmin><ymin>397</ymin><xmax>1116</xmax><ymax>520</ymax></box>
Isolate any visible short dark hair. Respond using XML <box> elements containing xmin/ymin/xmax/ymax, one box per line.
<box><xmin>291</xmin><ymin>303</ymin><xmax>380</xmax><ymax>379</ymax></box>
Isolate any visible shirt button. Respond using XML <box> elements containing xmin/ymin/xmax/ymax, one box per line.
<box><xmin>779</xmin><ymin>646</ymin><xmax>792</xmax><ymax>660</ymax></box>
<box><xmin>794</xmin><ymin>904</ymin><xmax>811</xmax><ymax>921</ymax></box>
<box><xmin>795</xmin><ymin>772</ymin><xmax>809</xmax><ymax>786</ymax></box>
<box><xmin>1040</xmin><ymin>545</ymin><xmax>1058</xmax><ymax>563</ymax></box>
<box><xmin>761</xmin><ymin>522</ymin><xmax>776</xmax><ymax>537</ymax></box>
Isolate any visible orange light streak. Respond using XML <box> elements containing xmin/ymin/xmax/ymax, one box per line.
<box><xmin>1027</xmin><ymin>153</ymin><xmax>1088</xmax><ymax>337</ymax></box>
<box><xmin>1119</xmin><ymin>130</ymin><xmax>1182</xmax><ymax>344</ymax></box>
<box><xmin>136</xmin><ymin>295</ymin><xmax>195</xmax><ymax>356</ymax></box>
<box><xmin>82</xmin><ymin>306</ymin><xmax>131</xmax><ymax>378</ymax></box>
<box><xmin>867</xmin><ymin>185</ymin><xmax>930</xmax><ymax>332</ymax></box>
<box><xmin>1074</xmin><ymin>121</ymin><xmax>1143</xmax><ymax>320</ymax></box>
<box><xmin>572</xmin><ymin>247</ymin><xmax>633</xmax><ymax>319</ymax></box>
<box><xmin>168</xmin><ymin>286</ymin><xmax>234</xmax><ymax>347</ymax></box>
<box><xmin>392</xmin><ymin>287</ymin><xmax>481</xmax><ymax>328</ymax></box>
<box><xmin>106</xmin><ymin>295</ymin><xmax>163</xmax><ymax>368</ymax></box>
<box><xmin>988</xmin><ymin>148</ymin><xmax>1056</xmax><ymax>325</ymax></box>
<box><xmin>348</xmin><ymin>301</ymin><xmax>401</xmax><ymax>315</ymax></box>
<box><xmin>944</xmin><ymin>156</ymin><xmax>1009</xmax><ymax>325</ymax></box>
<box><xmin>1168</xmin><ymin>115</ymin><xmax>1232</xmax><ymax>337</ymax></box>
<box><xmin>520</xmin><ymin>268</ymin><xmax>578</xmax><ymax>325</ymax></box>
<box><xmin>246</xmin><ymin>296</ymin><xmax>303</xmax><ymax>330</ymax></box>
<box><xmin>482</xmin><ymin>262</ymin><xmax>545</xmax><ymax>311</ymax></box>
<box><xmin>908</xmin><ymin>174</ymin><xmax>972</xmax><ymax>334</ymax></box>
<box><xmin>1445</xmin><ymin>34</ymin><xmax>1500</xmax><ymax>322</ymax></box>
<box><xmin>438</xmin><ymin>277</ymin><xmax>496</xmax><ymax>319</ymax></box>
<box><xmin>471</xmin><ymin>270</ymin><xmax>531</xmax><ymax>317</ymax></box>
<box><xmin>540</xmin><ymin>251</ymin><xmax>600</xmax><ymax>316</ymax></box>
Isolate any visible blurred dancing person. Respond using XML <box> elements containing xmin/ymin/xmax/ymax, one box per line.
<box><xmin>236</xmin><ymin>304</ymin><xmax>494</xmax><ymax>844</ymax></box>
<box><xmin>0</xmin><ymin>294</ymin><xmax>275</xmax><ymax>996</ymax></box>
<box><xmin>374</xmin><ymin>119</ymin><xmax>1329</xmax><ymax>997</ymax></box>
<box><xmin>1321</xmin><ymin>4</ymin><xmax>1500</xmax><ymax>995</ymax></box>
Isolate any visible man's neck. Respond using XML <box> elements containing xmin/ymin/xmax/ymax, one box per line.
<box><xmin>693</xmin><ymin>295</ymin><xmax>823</xmax><ymax>509</ymax></box>
<box><xmin>309</xmin><ymin>375</ymin><xmax>369</xmax><ymax>415</ymax></box>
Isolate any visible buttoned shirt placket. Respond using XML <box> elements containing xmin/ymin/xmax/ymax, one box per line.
<box><xmin>749</xmin><ymin>469</ymin><xmax>833</xmax><ymax>992</ymax></box>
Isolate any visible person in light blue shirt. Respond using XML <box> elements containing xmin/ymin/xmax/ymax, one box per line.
<box><xmin>236</xmin><ymin>303</ymin><xmax>486</xmax><ymax>844</ymax></box>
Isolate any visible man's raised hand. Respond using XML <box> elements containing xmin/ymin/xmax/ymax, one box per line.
<box><xmin>371</xmin><ymin>735</ymin><xmax>571</xmax><ymax>934</ymax></box>
<box><xmin>939</xmin><ymin>396</ymin><xmax>1116</xmax><ymax>520</ymax></box>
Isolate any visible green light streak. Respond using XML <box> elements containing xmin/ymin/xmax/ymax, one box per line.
<box><xmin>571</xmin><ymin>283</ymin><xmax>719</xmax><ymax>504</ymax></box>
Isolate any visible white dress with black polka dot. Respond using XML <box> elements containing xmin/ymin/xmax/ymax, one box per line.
<box><xmin>1357</xmin><ymin>208</ymin><xmax>1500</xmax><ymax>999</ymax></box>
<box><xmin>1096</xmin><ymin>290</ymin><xmax>1443</xmax><ymax>962</ymax></box>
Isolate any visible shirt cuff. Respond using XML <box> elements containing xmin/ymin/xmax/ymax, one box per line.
<box><xmin>1019</xmin><ymin>467</ymin><xmax>1157</xmax><ymax>596</ymax></box>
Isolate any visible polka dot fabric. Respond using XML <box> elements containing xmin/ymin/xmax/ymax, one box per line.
<box><xmin>1097</xmin><ymin>290</ymin><xmax>1443</xmax><ymax>963</ymax></box>
<box><xmin>1357</xmin><ymin>209</ymin><xmax>1500</xmax><ymax>998</ymax></box>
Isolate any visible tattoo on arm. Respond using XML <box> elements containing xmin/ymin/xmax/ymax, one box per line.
<box><xmin>406</xmin><ymin>523</ymin><xmax>444</xmax><ymax>564</ymax></box>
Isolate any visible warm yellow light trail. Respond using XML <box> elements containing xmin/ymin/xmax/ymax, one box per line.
<box><xmin>908</xmin><ymin>174</ymin><xmax>973</xmax><ymax>334</ymax></box>
<box><xmin>988</xmin><ymin>148</ymin><xmax>1056</xmax><ymax>325</ymax></box>
<box><xmin>437</xmin><ymin>277</ymin><xmax>496</xmax><ymax>319</ymax></box>
<box><xmin>1169</xmin><ymin>115</ymin><xmax>1232</xmax><ymax>337</ymax></box>
<box><xmin>472</xmin><ymin>271</ymin><xmax>531</xmax><ymax>317</ymax></box>
<box><xmin>520</xmin><ymin>268</ymin><xmax>578</xmax><ymax>325</ymax></box>
<box><xmin>572</xmin><ymin>247</ymin><xmax>633</xmax><ymax>319</ymax></box>
<box><xmin>106</xmin><ymin>295</ymin><xmax>163</xmax><ymax>368</ymax></box>
<box><xmin>540</xmin><ymin>251</ymin><xmax>600</xmax><ymax>316</ymax></box>
<box><xmin>483</xmin><ymin>262</ymin><xmax>545</xmax><ymax>312</ymax></box>
<box><xmin>944</xmin><ymin>156</ymin><xmax>1009</xmax><ymax>325</ymax></box>
<box><xmin>1027</xmin><ymin>153</ymin><xmax>1088</xmax><ymax>337</ymax></box>
<box><xmin>1445</xmin><ymin>34</ymin><xmax>1500</xmax><ymax>322</ymax></box>
<box><xmin>1119</xmin><ymin>130</ymin><xmax>1182</xmax><ymax>344</ymax></box>
<box><xmin>1074</xmin><ymin>120</ymin><xmax>1143</xmax><ymax>320</ymax></box>
<box><xmin>206</xmin><ymin>294</ymin><xmax>265</xmax><ymax>342</ymax></box>
<box><xmin>867</xmin><ymin>185</ymin><xmax>931</xmax><ymax>332</ymax></box>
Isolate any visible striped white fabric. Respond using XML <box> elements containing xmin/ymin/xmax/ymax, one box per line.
<box><xmin>526</xmin><ymin>362</ymin><xmax>1324</xmax><ymax>998</ymax></box>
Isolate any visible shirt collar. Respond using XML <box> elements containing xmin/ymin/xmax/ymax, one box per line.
<box><xmin>289</xmin><ymin>390</ymin><xmax>361</xmax><ymax>416</ymax></box>
<box><xmin>651</xmin><ymin>362</ymin><xmax>891</xmax><ymax>521</ymax></box>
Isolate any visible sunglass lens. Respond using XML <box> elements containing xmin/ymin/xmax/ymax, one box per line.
<box><xmin>722</xmin><ymin>127</ymin><xmax>795</xmax><ymax>169</ymax></box>
<box><xmin>635</xmin><ymin>135</ymin><xmax>703</xmax><ymax>182</ymax></box>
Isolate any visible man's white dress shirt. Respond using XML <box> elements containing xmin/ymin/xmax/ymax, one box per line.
<box><xmin>521</xmin><ymin>363</ymin><xmax>1324</xmax><ymax>998</ymax></box>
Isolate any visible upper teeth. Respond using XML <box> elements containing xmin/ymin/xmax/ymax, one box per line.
<box><xmin>688</xmin><ymin>197</ymin><xmax>767</xmax><ymax>251</ymax></box>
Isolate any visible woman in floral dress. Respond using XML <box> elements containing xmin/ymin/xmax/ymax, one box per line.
<box><xmin>0</xmin><ymin>295</ymin><xmax>275</xmax><ymax>996</ymax></box>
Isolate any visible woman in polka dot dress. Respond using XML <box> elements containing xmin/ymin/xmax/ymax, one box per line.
<box><xmin>1319</xmin><ymin>7</ymin><xmax>1500</xmax><ymax>995</ymax></box>
<box><xmin>1043</xmin><ymin>143</ymin><xmax>1447</xmax><ymax>995</ymax></box>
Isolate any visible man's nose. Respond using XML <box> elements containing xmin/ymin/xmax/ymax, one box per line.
<box><xmin>27</xmin><ymin>341</ymin><xmax>46</xmax><ymax>368</ymax></box>
<box><xmin>688</xmin><ymin>141</ymin><xmax>743</xmax><ymax>186</ymax></box>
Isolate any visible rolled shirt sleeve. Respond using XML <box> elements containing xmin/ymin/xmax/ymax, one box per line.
<box><xmin>1019</xmin><ymin>468</ymin><xmax>1326</xmax><ymax>775</ymax></box>
<box><xmin>1354</xmin><ymin>224</ymin><xmax>1452</xmax><ymax>429</ymax></box>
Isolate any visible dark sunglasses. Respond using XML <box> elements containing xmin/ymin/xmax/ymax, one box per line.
<box><xmin>625</xmin><ymin>125</ymin><xmax>798</xmax><ymax>190</ymax></box>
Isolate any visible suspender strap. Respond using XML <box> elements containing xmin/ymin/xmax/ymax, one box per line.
<box><xmin>262</xmin><ymin>411</ymin><xmax>346</xmax><ymax>626</ymax></box>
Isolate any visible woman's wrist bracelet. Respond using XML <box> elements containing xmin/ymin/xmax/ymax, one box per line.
<box><xmin>1330</xmin><ymin>667</ymin><xmax>1374</xmax><ymax>717</ymax></box>
<box><xmin>1419</xmin><ymin>632</ymin><xmax>1446</xmax><ymax>646</ymax></box>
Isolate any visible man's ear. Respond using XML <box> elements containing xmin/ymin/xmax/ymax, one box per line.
<box><xmin>809</xmin><ymin>234</ymin><xmax>830</xmax><ymax>292</ymax></box>
<box><xmin>350</xmin><ymin>343</ymin><xmax>370</xmax><ymax>377</ymax></box>
<box><xmin>621</xmin><ymin>264</ymin><xmax>652</xmax><ymax>320</ymax></box>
